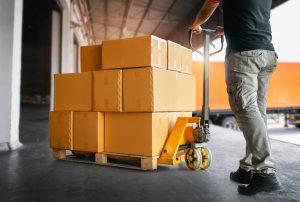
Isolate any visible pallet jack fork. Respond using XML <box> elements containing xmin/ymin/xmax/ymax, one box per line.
<box><xmin>158</xmin><ymin>29</ymin><xmax>224</xmax><ymax>170</ymax></box>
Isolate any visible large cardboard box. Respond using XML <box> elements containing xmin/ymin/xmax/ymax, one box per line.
<box><xmin>181</xmin><ymin>46</ymin><xmax>193</xmax><ymax>74</ymax></box>
<box><xmin>102</xmin><ymin>35</ymin><xmax>167</xmax><ymax>69</ymax></box>
<box><xmin>105</xmin><ymin>112</ymin><xmax>192</xmax><ymax>157</ymax></box>
<box><xmin>80</xmin><ymin>45</ymin><xmax>102</xmax><ymax>72</ymax></box>
<box><xmin>73</xmin><ymin>112</ymin><xmax>104</xmax><ymax>152</ymax></box>
<box><xmin>49</xmin><ymin>111</ymin><xmax>73</xmax><ymax>150</ymax></box>
<box><xmin>167</xmin><ymin>41</ymin><xmax>182</xmax><ymax>72</ymax></box>
<box><xmin>54</xmin><ymin>72</ymin><xmax>92</xmax><ymax>111</ymax></box>
<box><xmin>123</xmin><ymin>67</ymin><xmax>196</xmax><ymax>112</ymax></box>
<box><xmin>123</xmin><ymin>67</ymin><xmax>177</xmax><ymax>112</ymax></box>
<box><xmin>93</xmin><ymin>70</ymin><xmax>122</xmax><ymax>112</ymax></box>
<box><xmin>175</xmin><ymin>72</ymin><xmax>196</xmax><ymax>111</ymax></box>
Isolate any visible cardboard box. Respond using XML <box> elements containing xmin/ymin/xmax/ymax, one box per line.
<box><xmin>54</xmin><ymin>72</ymin><xmax>92</xmax><ymax>111</ymax></box>
<box><xmin>105</xmin><ymin>112</ymin><xmax>192</xmax><ymax>157</ymax></box>
<box><xmin>123</xmin><ymin>67</ymin><xmax>177</xmax><ymax>112</ymax></box>
<box><xmin>73</xmin><ymin>112</ymin><xmax>104</xmax><ymax>152</ymax></box>
<box><xmin>167</xmin><ymin>41</ymin><xmax>182</xmax><ymax>72</ymax></box>
<box><xmin>49</xmin><ymin>111</ymin><xmax>73</xmax><ymax>150</ymax></box>
<box><xmin>181</xmin><ymin>46</ymin><xmax>193</xmax><ymax>74</ymax></box>
<box><xmin>123</xmin><ymin>67</ymin><xmax>196</xmax><ymax>112</ymax></box>
<box><xmin>93</xmin><ymin>70</ymin><xmax>122</xmax><ymax>112</ymax></box>
<box><xmin>80</xmin><ymin>45</ymin><xmax>102</xmax><ymax>72</ymax></box>
<box><xmin>102</xmin><ymin>35</ymin><xmax>167</xmax><ymax>69</ymax></box>
<box><xmin>175</xmin><ymin>72</ymin><xmax>196</xmax><ymax>111</ymax></box>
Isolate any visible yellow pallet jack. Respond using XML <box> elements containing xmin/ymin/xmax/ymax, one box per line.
<box><xmin>158</xmin><ymin>29</ymin><xmax>224</xmax><ymax>170</ymax></box>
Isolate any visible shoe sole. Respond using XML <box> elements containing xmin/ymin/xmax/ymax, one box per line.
<box><xmin>238</xmin><ymin>185</ymin><xmax>281</xmax><ymax>195</ymax></box>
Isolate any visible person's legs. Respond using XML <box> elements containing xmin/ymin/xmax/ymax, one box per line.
<box><xmin>257</xmin><ymin>73</ymin><xmax>268</xmax><ymax>126</ymax></box>
<box><xmin>226</xmin><ymin>50</ymin><xmax>280</xmax><ymax>194</ymax></box>
<box><xmin>254</xmin><ymin>53</ymin><xmax>277</xmax><ymax>172</ymax></box>
<box><xmin>225</xmin><ymin>50</ymin><xmax>271</xmax><ymax>171</ymax></box>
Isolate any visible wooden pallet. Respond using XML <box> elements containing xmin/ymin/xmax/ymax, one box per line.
<box><xmin>52</xmin><ymin>149</ymin><xmax>158</xmax><ymax>171</ymax></box>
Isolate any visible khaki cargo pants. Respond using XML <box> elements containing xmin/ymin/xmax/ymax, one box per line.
<box><xmin>225</xmin><ymin>49</ymin><xmax>278</xmax><ymax>173</ymax></box>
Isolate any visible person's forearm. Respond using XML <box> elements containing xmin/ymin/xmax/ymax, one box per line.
<box><xmin>192</xmin><ymin>0</ymin><xmax>220</xmax><ymax>27</ymax></box>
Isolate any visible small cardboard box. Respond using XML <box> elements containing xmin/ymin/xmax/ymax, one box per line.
<box><xmin>123</xmin><ymin>67</ymin><xmax>177</xmax><ymax>112</ymax></box>
<box><xmin>73</xmin><ymin>112</ymin><xmax>104</xmax><ymax>152</ymax></box>
<box><xmin>105</xmin><ymin>112</ymin><xmax>192</xmax><ymax>157</ymax></box>
<box><xmin>167</xmin><ymin>41</ymin><xmax>182</xmax><ymax>72</ymax></box>
<box><xmin>93</xmin><ymin>70</ymin><xmax>122</xmax><ymax>112</ymax></box>
<box><xmin>49</xmin><ymin>111</ymin><xmax>73</xmax><ymax>150</ymax></box>
<box><xmin>102</xmin><ymin>35</ymin><xmax>167</xmax><ymax>69</ymax></box>
<box><xmin>54</xmin><ymin>72</ymin><xmax>92</xmax><ymax>111</ymax></box>
<box><xmin>80</xmin><ymin>45</ymin><xmax>102</xmax><ymax>72</ymax></box>
<box><xmin>175</xmin><ymin>72</ymin><xmax>196</xmax><ymax>111</ymax></box>
<box><xmin>181</xmin><ymin>46</ymin><xmax>193</xmax><ymax>74</ymax></box>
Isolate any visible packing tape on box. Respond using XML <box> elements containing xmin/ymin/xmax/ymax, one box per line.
<box><xmin>157</xmin><ymin>39</ymin><xmax>161</xmax><ymax>50</ymax></box>
<box><xmin>153</xmin><ymin>51</ymin><xmax>159</xmax><ymax>67</ymax></box>
<box><xmin>151</xmin><ymin>53</ymin><xmax>154</xmax><ymax>66</ymax></box>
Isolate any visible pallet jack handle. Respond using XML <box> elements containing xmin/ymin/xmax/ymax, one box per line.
<box><xmin>188</xmin><ymin>29</ymin><xmax>224</xmax><ymax>139</ymax></box>
<box><xmin>189</xmin><ymin>29</ymin><xmax>224</xmax><ymax>56</ymax></box>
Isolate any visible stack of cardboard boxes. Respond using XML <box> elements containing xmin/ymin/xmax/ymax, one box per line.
<box><xmin>49</xmin><ymin>35</ymin><xmax>195</xmax><ymax>158</ymax></box>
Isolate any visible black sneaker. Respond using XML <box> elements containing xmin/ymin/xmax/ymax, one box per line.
<box><xmin>238</xmin><ymin>173</ymin><xmax>281</xmax><ymax>195</ymax></box>
<box><xmin>230</xmin><ymin>167</ymin><xmax>251</xmax><ymax>184</ymax></box>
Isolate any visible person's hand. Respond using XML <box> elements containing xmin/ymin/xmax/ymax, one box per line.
<box><xmin>214</xmin><ymin>26</ymin><xmax>224</xmax><ymax>37</ymax></box>
<box><xmin>189</xmin><ymin>24</ymin><xmax>202</xmax><ymax>34</ymax></box>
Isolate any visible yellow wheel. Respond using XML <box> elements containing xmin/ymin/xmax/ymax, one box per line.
<box><xmin>200</xmin><ymin>147</ymin><xmax>212</xmax><ymax>170</ymax></box>
<box><xmin>185</xmin><ymin>148</ymin><xmax>202</xmax><ymax>170</ymax></box>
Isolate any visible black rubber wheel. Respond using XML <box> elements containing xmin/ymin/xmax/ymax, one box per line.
<box><xmin>296</xmin><ymin>124</ymin><xmax>300</xmax><ymax>128</ymax></box>
<box><xmin>220</xmin><ymin>116</ymin><xmax>239</xmax><ymax>131</ymax></box>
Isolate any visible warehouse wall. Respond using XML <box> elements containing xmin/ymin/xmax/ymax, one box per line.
<box><xmin>60</xmin><ymin>0</ymin><xmax>88</xmax><ymax>73</ymax></box>
<box><xmin>0</xmin><ymin>0</ymin><xmax>23</xmax><ymax>150</ymax></box>
<box><xmin>61</xmin><ymin>0</ymin><xmax>74</xmax><ymax>73</ymax></box>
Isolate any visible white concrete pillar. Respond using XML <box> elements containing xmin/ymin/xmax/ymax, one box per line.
<box><xmin>0</xmin><ymin>0</ymin><xmax>23</xmax><ymax>151</ymax></box>
<box><xmin>60</xmin><ymin>0</ymin><xmax>75</xmax><ymax>73</ymax></box>
<box><xmin>50</xmin><ymin>11</ymin><xmax>62</xmax><ymax>111</ymax></box>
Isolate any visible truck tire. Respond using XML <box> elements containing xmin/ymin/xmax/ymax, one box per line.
<box><xmin>220</xmin><ymin>116</ymin><xmax>239</xmax><ymax>131</ymax></box>
<box><xmin>296</xmin><ymin>124</ymin><xmax>300</xmax><ymax>128</ymax></box>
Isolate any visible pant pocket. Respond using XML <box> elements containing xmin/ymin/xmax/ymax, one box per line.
<box><xmin>266</xmin><ymin>51</ymin><xmax>278</xmax><ymax>72</ymax></box>
<box><xmin>227</xmin><ymin>81</ymin><xmax>245</xmax><ymax>113</ymax></box>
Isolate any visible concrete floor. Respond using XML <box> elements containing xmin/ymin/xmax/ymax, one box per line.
<box><xmin>0</xmin><ymin>105</ymin><xmax>300</xmax><ymax>202</ymax></box>
<box><xmin>269</xmin><ymin>124</ymin><xmax>300</xmax><ymax>146</ymax></box>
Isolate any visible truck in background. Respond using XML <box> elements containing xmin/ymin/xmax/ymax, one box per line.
<box><xmin>192</xmin><ymin>62</ymin><xmax>300</xmax><ymax>129</ymax></box>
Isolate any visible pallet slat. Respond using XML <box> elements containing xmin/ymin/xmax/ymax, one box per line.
<box><xmin>53</xmin><ymin>150</ymin><xmax>158</xmax><ymax>171</ymax></box>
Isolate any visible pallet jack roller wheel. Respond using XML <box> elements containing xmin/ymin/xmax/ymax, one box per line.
<box><xmin>200</xmin><ymin>147</ymin><xmax>212</xmax><ymax>170</ymax></box>
<box><xmin>185</xmin><ymin>148</ymin><xmax>203</xmax><ymax>170</ymax></box>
